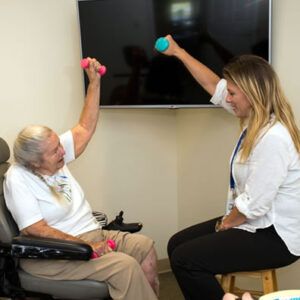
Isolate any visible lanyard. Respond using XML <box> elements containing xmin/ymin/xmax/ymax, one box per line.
<box><xmin>230</xmin><ymin>129</ymin><xmax>247</xmax><ymax>190</ymax></box>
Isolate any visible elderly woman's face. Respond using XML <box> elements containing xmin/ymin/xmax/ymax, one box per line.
<box><xmin>36</xmin><ymin>132</ymin><xmax>65</xmax><ymax>175</ymax></box>
<box><xmin>226</xmin><ymin>80</ymin><xmax>252</xmax><ymax>118</ymax></box>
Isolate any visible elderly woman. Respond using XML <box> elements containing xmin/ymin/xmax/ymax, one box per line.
<box><xmin>4</xmin><ymin>58</ymin><xmax>159</xmax><ymax>300</ymax></box>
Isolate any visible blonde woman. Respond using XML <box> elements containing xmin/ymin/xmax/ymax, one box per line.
<box><xmin>162</xmin><ymin>35</ymin><xmax>300</xmax><ymax>300</ymax></box>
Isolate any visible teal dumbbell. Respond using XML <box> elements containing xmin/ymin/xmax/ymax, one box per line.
<box><xmin>155</xmin><ymin>37</ymin><xmax>169</xmax><ymax>52</ymax></box>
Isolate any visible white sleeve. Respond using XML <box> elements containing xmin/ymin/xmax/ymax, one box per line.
<box><xmin>235</xmin><ymin>132</ymin><xmax>290</xmax><ymax>219</ymax></box>
<box><xmin>210</xmin><ymin>79</ymin><xmax>235</xmax><ymax>114</ymax></box>
<box><xmin>4</xmin><ymin>171</ymin><xmax>43</xmax><ymax>230</ymax></box>
<box><xmin>60</xmin><ymin>130</ymin><xmax>75</xmax><ymax>164</ymax></box>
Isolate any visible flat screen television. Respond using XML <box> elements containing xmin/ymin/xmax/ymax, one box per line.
<box><xmin>77</xmin><ymin>0</ymin><xmax>272</xmax><ymax>108</ymax></box>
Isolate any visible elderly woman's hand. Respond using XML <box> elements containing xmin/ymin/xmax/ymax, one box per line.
<box><xmin>90</xmin><ymin>240</ymin><xmax>113</xmax><ymax>257</ymax></box>
<box><xmin>83</xmin><ymin>57</ymin><xmax>102</xmax><ymax>86</ymax></box>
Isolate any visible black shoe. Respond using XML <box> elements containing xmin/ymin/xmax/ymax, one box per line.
<box><xmin>103</xmin><ymin>211</ymin><xmax>143</xmax><ymax>233</ymax></box>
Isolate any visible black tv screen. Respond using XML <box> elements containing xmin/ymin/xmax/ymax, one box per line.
<box><xmin>78</xmin><ymin>0</ymin><xmax>271</xmax><ymax>108</ymax></box>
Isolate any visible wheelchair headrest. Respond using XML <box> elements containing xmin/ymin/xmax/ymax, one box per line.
<box><xmin>0</xmin><ymin>138</ymin><xmax>10</xmax><ymax>164</ymax></box>
<box><xmin>0</xmin><ymin>138</ymin><xmax>18</xmax><ymax>243</ymax></box>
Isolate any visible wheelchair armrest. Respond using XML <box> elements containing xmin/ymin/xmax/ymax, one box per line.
<box><xmin>11</xmin><ymin>236</ymin><xmax>92</xmax><ymax>260</ymax></box>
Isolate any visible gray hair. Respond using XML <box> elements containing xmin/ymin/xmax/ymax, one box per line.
<box><xmin>13</xmin><ymin>125</ymin><xmax>53</xmax><ymax>169</ymax></box>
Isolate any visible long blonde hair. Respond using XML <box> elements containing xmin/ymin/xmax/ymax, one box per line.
<box><xmin>223</xmin><ymin>55</ymin><xmax>300</xmax><ymax>161</ymax></box>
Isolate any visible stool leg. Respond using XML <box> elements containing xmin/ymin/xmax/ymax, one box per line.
<box><xmin>221</xmin><ymin>274</ymin><xmax>235</xmax><ymax>293</ymax></box>
<box><xmin>261</xmin><ymin>270</ymin><xmax>277</xmax><ymax>294</ymax></box>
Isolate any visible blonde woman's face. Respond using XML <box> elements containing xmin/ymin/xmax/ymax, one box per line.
<box><xmin>226</xmin><ymin>81</ymin><xmax>252</xmax><ymax>118</ymax></box>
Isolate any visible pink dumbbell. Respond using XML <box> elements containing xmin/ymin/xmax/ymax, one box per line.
<box><xmin>80</xmin><ymin>58</ymin><xmax>107</xmax><ymax>76</ymax></box>
<box><xmin>107</xmin><ymin>239</ymin><xmax>116</xmax><ymax>250</ymax></box>
<box><xmin>91</xmin><ymin>239</ymin><xmax>116</xmax><ymax>259</ymax></box>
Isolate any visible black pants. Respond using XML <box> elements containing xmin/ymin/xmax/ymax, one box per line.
<box><xmin>168</xmin><ymin>217</ymin><xmax>298</xmax><ymax>300</ymax></box>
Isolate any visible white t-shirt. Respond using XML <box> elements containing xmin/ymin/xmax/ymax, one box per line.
<box><xmin>211</xmin><ymin>79</ymin><xmax>300</xmax><ymax>255</ymax></box>
<box><xmin>4</xmin><ymin>130</ymin><xmax>100</xmax><ymax>236</ymax></box>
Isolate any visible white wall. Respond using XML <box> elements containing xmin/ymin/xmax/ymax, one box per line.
<box><xmin>0</xmin><ymin>0</ymin><xmax>300</xmax><ymax>290</ymax></box>
<box><xmin>177</xmin><ymin>108</ymin><xmax>238</xmax><ymax>228</ymax></box>
<box><xmin>74</xmin><ymin>109</ymin><xmax>178</xmax><ymax>258</ymax></box>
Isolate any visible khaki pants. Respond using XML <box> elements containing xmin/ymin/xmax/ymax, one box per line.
<box><xmin>20</xmin><ymin>229</ymin><xmax>158</xmax><ymax>300</ymax></box>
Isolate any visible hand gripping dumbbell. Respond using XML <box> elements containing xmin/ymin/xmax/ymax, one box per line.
<box><xmin>80</xmin><ymin>58</ymin><xmax>107</xmax><ymax>76</ymax></box>
<box><xmin>91</xmin><ymin>239</ymin><xmax>116</xmax><ymax>259</ymax></box>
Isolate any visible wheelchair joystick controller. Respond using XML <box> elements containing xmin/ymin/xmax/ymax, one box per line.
<box><xmin>115</xmin><ymin>210</ymin><xmax>124</xmax><ymax>225</ymax></box>
<box><xmin>103</xmin><ymin>210</ymin><xmax>143</xmax><ymax>233</ymax></box>
<box><xmin>91</xmin><ymin>239</ymin><xmax>116</xmax><ymax>259</ymax></box>
<box><xmin>80</xmin><ymin>58</ymin><xmax>107</xmax><ymax>76</ymax></box>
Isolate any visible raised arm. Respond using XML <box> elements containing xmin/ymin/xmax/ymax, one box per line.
<box><xmin>161</xmin><ymin>35</ymin><xmax>220</xmax><ymax>96</ymax></box>
<box><xmin>71</xmin><ymin>57</ymin><xmax>101</xmax><ymax>158</ymax></box>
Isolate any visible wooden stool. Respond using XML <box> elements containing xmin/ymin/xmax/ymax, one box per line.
<box><xmin>221</xmin><ymin>269</ymin><xmax>278</xmax><ymax>297</ymax></box>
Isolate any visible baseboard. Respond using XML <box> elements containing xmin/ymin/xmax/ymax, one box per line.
<box><xmin>158</xmin><ymin>258</ymin><xmax>171</xmax><ymax>274</ymax></box>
